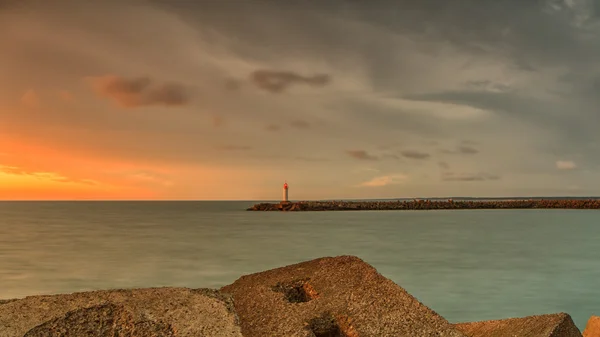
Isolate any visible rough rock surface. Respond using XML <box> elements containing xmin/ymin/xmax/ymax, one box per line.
<box><xmin>221</xmin><ymin>255</ymin><xmax>467</xmax><ymax>337</ymax></box>
<box><xmin>0</xmin><ymin>287</ymin><xmax>242</xmax><ymax>337</ymax></box>
<box><xmin>454</xmin><ymin>312</ymin><xmax>582</xmax><ymax>337</ymax></box>
<box><xmin>23</xmin><ymin>303</ymin><xmax>176</xmax><ymax>337</ymax></box>
<box><xmin>584</xmin><ymin>316</ymin><xmax>600</xmax><ymax>337</ymax></box>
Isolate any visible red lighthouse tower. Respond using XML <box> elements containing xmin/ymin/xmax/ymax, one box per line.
<box><xmin>283</xmin><ymin>181</ymin><xmax>289</xmax><ymax>203</ymax></box>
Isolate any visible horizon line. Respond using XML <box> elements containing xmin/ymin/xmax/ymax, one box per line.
<box><xmin>1</xmin><ymin>196</ymin><xmax>600</xmax><ymax>202</ymax></box>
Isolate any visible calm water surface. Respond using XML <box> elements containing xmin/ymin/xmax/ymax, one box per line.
<box><xmin>1</xmin><ymin>201</ymin><xmax>599</xmax><ymax>329</ymax></box>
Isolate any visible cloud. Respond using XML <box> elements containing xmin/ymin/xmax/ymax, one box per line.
<box><xmin>265</xmin><ymin>124</ymin><xmax>281</xmax><ymax>132</ymax></box>
<box><xmin>88</xmin><ymin>75</ymin><xmax>189</xmax><ymax>108</ymax></box>
<box><xmin>400</xmin><ymin>150</ymin><xmax>430</xmax><ymax>160</ymax></box>
<box><xmin>0</xmin><ymin>165</ymin><xmax>99</xmax><ymax>185</ymax></box>
<box><xmin>441</xmin><ymin>172</ymin><xmax>500</xmax><ymax>182</ymax></box>
<box><xmin>290</xmin><ymin>120</ymin><xmax>311</xmax><ymax>129</ymax></box>
<box><xmin>359</xmin><ymin>174</ymin><xmax>408</xmax><ymax>187</ymax></box>
<box><xmin>5</xmin><ymin>0</ymin><xmax>600</xmax><ymax>199</ymax></box>
<box><xmin>346</xmin><ymin>150</ymin><xmax>378</xmax><ymax>161</ymax></box>
<box><xmin>217</xmin><ymin>145</ymin><xmax>253</xmax><ymax>151</ymax></box>
<box><xmin>556</xmin><ymin>160</ymin><xmax>577</xmax><ymax>170</ymax></box>
<box><xmin>21</xmin><ymin>89</ymin><xmax>39</xmax><ymax>108</ymax></box>
<box><xmin>250</xmin><ymin>70</ymin><xmax>331</xmax><ymax>93</ymax></box>
<box><xmin>457</xmin><ymin>145</ymin><xmax>479</xmax><ymax>154</ymax></box>
<box><xmin>442</xmin><ymin>145</ymin><xmax>480</xmax><ymax>155</ymax></box>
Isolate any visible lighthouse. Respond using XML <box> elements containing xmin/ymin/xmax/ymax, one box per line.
<box><xmin>283</xmin><ymin>181</ymin><xmax>289</xmax><ymax>202</ymax></box>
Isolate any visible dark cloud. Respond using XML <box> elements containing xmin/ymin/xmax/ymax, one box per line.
<box><xmin>89</xmin><ymin>75</ymin><xmax>189</xmax><ymax>108</ymax></box>
<box><xmin>400</xmin><ymin>150</ymin><xmax>430</xmax><ymax>160</ymax></box>
<box><xmin>250</xmin><ymin>70</ymin><xmax>331</xmax><ymax>93</ymax></box>
<box><xmin>442</xmin><ymin>172</ymin><xmax>500</xmax><ymax>182</ymax></box>
<box><xmin>290</xmin><ymin>120</ymin><xmax>311</xmax><ymax>129</ymax></box>
<box><xmin>216</xmin><ymin>145</ymin><xmax>252</xmax><ymax>151</ymax></box>
<box><xmin>442</xmin><ymin>144</ymin><xmax>480</xmax><ymax>155</ymax></box>
<box><xmin>404</xmin><ymin>89</ymin><xmax>596</xmax><ymax>150</ymax></box>
<box><xmin>346</xmin><ymin>150</ymin><xmax>378</xmax><ymax>161</ymax></box>
<box><xmin>458</xmin><ymin>145</ymin><xmax>479</xmax><ymax>154</ymax></box>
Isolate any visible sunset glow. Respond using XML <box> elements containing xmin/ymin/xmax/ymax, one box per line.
<box><xmin>1</xmin><ymin>0</ymin><xmax>599</xmax><ymax>200</ymax></box>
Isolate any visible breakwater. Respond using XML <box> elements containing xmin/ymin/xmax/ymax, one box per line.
<box><xmin>247</xmin><ymin>199</ymin><xmax>600</xmax><ymax>211</ymax></box>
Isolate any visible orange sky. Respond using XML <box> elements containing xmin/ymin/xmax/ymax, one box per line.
<box><xmin>0</xmin><ymin>0</ymin><xmax>597</xmax><ymax>200</ymax></box>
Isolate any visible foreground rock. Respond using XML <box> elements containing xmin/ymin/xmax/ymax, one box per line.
<box><xmin>584</xmin><ymin>316</ymin><xmax>600</xmax><ymax>337</ymax></box>
<box><xmin>247</xmin><ymin>199</ymin><xmax>600</xmax><ymax>211</ymax></box>
<box><xmin>454</xmin><ymin>313</ymin><xmax>582</xmax><ymax>337</ymax></box>
<box><xmin>0</xmin><ymin>288</ymin><xmax>242</xmax><ymax>337</ymax></box>
<box><xmin>23</xmin><ymin>303</ymin><xmax>176</xmax><ymax>337</ymax></box>
<box><xmin>220</xmin><ymin>255</ymin><xmax>467</xmax><ymax>337</ymax></box>
<box><xmin>0</xmin><ymin>256</ymin><xmax>590</xmax><ymax>336</ymax></box>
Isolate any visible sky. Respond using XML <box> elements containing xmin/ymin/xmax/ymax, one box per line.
<box><xmin>1</xmin><ymin>0</ymin><xmax>600</xmax><ymax>200</ymax></box>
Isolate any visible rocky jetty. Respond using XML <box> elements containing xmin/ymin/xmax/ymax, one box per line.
<box><xmin>0</xmin><ymin>256</ymin><xmax>591</xmax><ymax>336</ymax></box>
<box><xmin>247</xmin><ymin>199</ymin><xmax>600</xmax><ymax>211</ymax></box>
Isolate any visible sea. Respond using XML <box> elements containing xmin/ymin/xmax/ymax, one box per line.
<box><xmin>1</xmin><ymin>200</ymin><xmax>599</xmax><ymax>330</ymax></box>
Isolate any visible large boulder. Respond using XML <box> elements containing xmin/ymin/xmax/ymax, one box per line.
<box><xmin>454</xmin><ymin>312</ymin><xmax>582</xmax><ymax>337</ymax></box>
<box><xmin>220</xmin><ymin>255</ymin><xmax>467</xmax><ymax>337</ymax></box>
<box><xmin>584</xmin><ymin>316</ymin><xmax>600</xmax><ymax>337</ymax></box>
<box><xmin>0</xmin><ymin>287</ymin><xmax>242</xmax><ymax>337</ymax></box>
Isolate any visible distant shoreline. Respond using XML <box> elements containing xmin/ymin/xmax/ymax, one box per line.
<box><xmin>247</xmin><ymin>199</ymin><xmax>600</xmax><ymax>211</ymax></box>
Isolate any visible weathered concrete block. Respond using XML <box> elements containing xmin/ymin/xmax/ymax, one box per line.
<box><xmin>221</xmin><ymin>255</ymin><xmax>467</xmax><ymax>337</ymax></box>
<box><xmin>583</xmin><ymin>316</ymin><xmax>600</xmax><ymax>337</ymax></box>
<box><xmin>0</xmin><ymin>287</ymin><xmax>242</xmax><ymax>337</ymax></box>
<box><xmin>454</xmin><ymin>312</ymin><xmax>582</xmax><ymax>337</ymax></box>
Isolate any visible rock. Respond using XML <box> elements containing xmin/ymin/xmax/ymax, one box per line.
<box><xmin>453</xmin><ymin>312</ymin><xmax>582</xmax><ymax>337</ymax></box>
<box><xmin>0</xmin><ymin>288</ymin><xmax>243</xmax><ymax>337</ymax></box>
<box><xmin>220</xmin><ymin>255</ymin><xmax>466</xmax><ymax>337</ymax></box>
<box><xmin>584</xmin><ymin>316</ymin><xmax>600</xmax><ymax>337</ymax></box>
<box><xmin>246</xmin><ymin>199</ymin><xmax>600</xmax><ymax>211</ymax></box>
<box><xmin>23</xmin><ymin>303</ymin><xmax>176</xmax><ymax>337</ymax></box>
